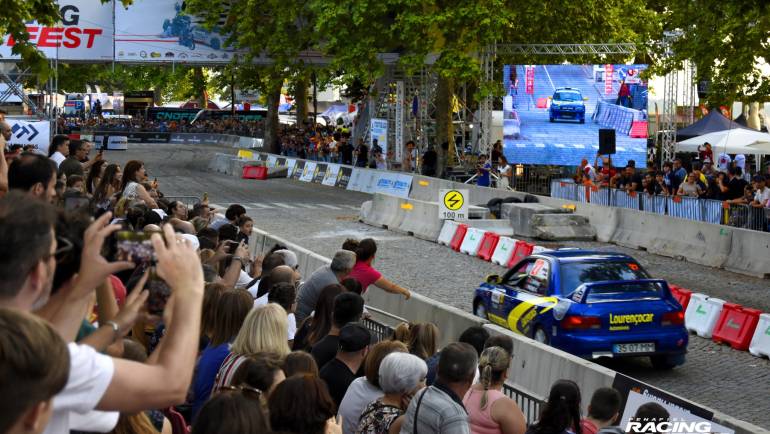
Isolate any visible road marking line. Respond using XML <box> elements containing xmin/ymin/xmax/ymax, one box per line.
<box><xmin>341</xmin><ymin>204</ymin><xmax>360</xmax><ymax>210</ymax></box>
<box><xmin>317</xmin><ymin>204</ymin><xmax>342</xmax><ymax>210</ymax></box>
<box><xmin>293</xmin><ymin>203</ymin><xmax>317</xmax><ymax>208</ymax></box>
<box><xmin>249</xmin><ymin>203</ymin><xmax>275</xmax><ymax>209</ymax></box>
<box><xmin>271</xmin><ymin>202</ymin><xmax>296</xmax><ymax>209</ymax></box>
<box><xmin>209</xmin><ymin>203</ymin><xmax>227</xmax><ymax>209</ymax></box>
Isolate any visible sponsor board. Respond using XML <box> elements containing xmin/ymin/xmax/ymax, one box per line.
<box><xmin>336</xmin><ymin>167</ymin><xmax>353</xmax><ymax>189</ymax></box>
<box><xmin>115</xmin><ymin>0</ymin><xmax>242</xmax><ymax>63</ymax></box>
<box><xmin>0</xmin><ymin>1</ymin><xmax>114</xmax><ymax>60</ymax></box>
<box><xmin>6</xmin><ymin>120</ymin><xmax>51</xmax><ymax>154</ymax></box>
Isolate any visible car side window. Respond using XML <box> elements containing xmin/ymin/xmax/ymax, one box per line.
<box><xmin>503</xmin><ymin>260</ymin><xmax>535</xmax><ymax>287</ymax></box>
<box><xmin>521</xmin><ymin>259</ymin><xmax>550</xmax><ymax>296</ymax></box>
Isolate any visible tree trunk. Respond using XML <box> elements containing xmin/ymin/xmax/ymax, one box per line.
<box><xmin>435</xmin><ymin>75</ymin><xmax>455</xmax><ymax>178</ymax></box>
<box><xmin>295</xmin><ymin>74</ymin><xmax>309</xmax><ymax>127</ymax></box>
<box><xmin>193</xmin><ymin>67</ymin><xmax>206</xmax><ymax>108</ymax></box>
<box><xmin>264</xmin><ymin>78</ymin><xmax>283</xmax><ymax>154</ymax></box>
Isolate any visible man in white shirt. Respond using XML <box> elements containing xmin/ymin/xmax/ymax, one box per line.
<box><xmin>0</xmin><ymin>193</ymin><xmax>205</xmax><ymax>434</ymax></box>
<box><xmin>751</xmin><ymin>175</ymin><xmax>770</xmax><ymax>208</ymax></box>
<box><xmin>47</xmin><ymin>135</ymin><xmax>70</xmax><ymax>168</ymax></box>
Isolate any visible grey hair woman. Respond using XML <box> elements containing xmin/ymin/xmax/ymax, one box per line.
<box><xmin>356</xmin><ymin>352</ymin><xmax>427</xmax><ymax>434</ymax></box>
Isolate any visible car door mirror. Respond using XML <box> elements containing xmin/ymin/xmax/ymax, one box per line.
<box><xmin>486</xmin><ymin>274</ymin><xmax>501</xmax><ymax>285</ymax></box>
<box><xmin>583</xmin><ymin>97</ymin><xmax>589</xmax><ymax>101</ymax></box>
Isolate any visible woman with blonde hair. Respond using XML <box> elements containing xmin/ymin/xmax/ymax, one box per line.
<box><xmin>463</xmin><ymin>346</ymin><xmax>526</xmax><ymax>434</ymax></box>
<box><xmin>212</xmin><ymin>303</ymin><xmax>290</xmax><ymax>394</ymax></box>
<box><xmin>408</xmin><ymin>322</ymin><xmax>439</xmax><ymax>361</ymax></box>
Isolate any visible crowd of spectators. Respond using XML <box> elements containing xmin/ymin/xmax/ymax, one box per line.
<box><xmin>572</xmin><ymin>147</ymin><xmax>770</xmax><ymax>209</ymax></box>
<box><xmin>58</xmin><ymin>115</ymin><xmax>265</xmax><ymax>138</ymax></box>
<box><xmin>0</xmin><ymin>116</ymin><xmax>680</xmax><ymax>434</ymax></box>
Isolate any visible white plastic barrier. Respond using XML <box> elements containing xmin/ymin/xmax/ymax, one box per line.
<box><xmin>491</xmin><ymin>237</ymin><xmax>518</xmax><ymax>266</ymax></box>
<box><xmin>459</xmin><ymin>228</ymin><xmax>486</xmax><ymax>256</ymax></box>
<box><xmin>749</xmin><ymin>313</ymin><xmax>770</xmax><ymax>358</ymax></box>
<box><xmin>684</xmin><ymin>293</ymin><xmax>725</xmax><ymax>338</ymax></box>
<box><xmin>438</xmin><ymin>220</ymin><xmax>461</xmax><ymax>246</ymax></box>
<box><xmin>532</xmin><ymin>245</ymin><xmax>551</xmax><ymax>254</ymax></box>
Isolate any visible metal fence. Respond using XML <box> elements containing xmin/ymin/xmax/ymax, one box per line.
<box><xmin>361</xmin><ymin>315</ymin><xmax>546</xmax><ymax>424</ymax></box>
<box><xmin>550</xmin><ymin>181</ymin><xmax>770</xmax><ymax>232</ymax></box>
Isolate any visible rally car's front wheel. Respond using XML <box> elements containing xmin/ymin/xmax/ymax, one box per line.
<box><xmin>473</xmin><ymin>300</ymin><xmax>488</xmax><ymax>320</ymax></box>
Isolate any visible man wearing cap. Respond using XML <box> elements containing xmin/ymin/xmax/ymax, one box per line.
<box><xmin>319</xmin><ymin>323</ymin><xmax>371</xmax><ymax>408</ymax></box>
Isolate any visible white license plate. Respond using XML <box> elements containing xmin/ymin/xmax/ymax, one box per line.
<box><xmin>613</xmin><ymin>342</ymin><xmax>655</xmax><ymax>354</ymax></box>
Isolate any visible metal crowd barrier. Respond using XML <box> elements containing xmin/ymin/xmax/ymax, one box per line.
<box><xmin>360</xmin><ymin>315</ymin><xmax>546</xmax><ymax>424</ymax></box>
<box><xmin>549</xmin><ymin>180</ymin><xmax>770</xmax><ymax>232</ymax></box>
<box><xmin>502</xmin><ymin>386</ymin><xmax>544</xmax><ymax>425</ymax></box>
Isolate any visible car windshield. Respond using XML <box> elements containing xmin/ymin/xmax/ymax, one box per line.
<box><xmin>559</xmin><ymin>261</ymin><xmax>651</xmax><ymax>296</ymax></box>
<box><xmin>555</xmin><ymin>91</ymin><xmax>581</xmax><ymax>101</ymax></box>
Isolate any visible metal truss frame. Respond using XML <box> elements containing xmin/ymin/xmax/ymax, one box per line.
<box><xmin>495</xmin><ymin>43</ymin><xmax>638</xmax><ymax>56</ymax></box>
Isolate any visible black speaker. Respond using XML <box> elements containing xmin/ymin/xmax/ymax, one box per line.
<box><xmin>599</xmin><ymin>129</ymin><xmax>616</xmax><ymax>155</ymax></box>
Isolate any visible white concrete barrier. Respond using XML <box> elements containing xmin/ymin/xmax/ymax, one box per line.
<box><xmin>437</xmin><ymin>220</ymin><xmax>461</xmax><ymax>246</ymax></box>
<box><xmin>459</xmin><ymin>228</ymin><xmax>486</xmax><ymax>255</ymax></box>
<box><xmin>395</xmin><ymin>198</ymin><xmax>444</xmax><ymax>242</ymax></box>
<box><xmin>725</xmin><ymin>227</ymin><xmax>770</xmax><ymax>278</ymax></box>
<box><xmin>749</xmin><ymin>313</ymin><xmax>770</xmax><ymax>358</ymax></box>
<box><xmin>685</xmin><ymin>293</ymin><xmax>725</xmax><ymax>338</ymax></box>
<box><xmin>246</xmin><ymin>222</ymin><xmax>766</xmax><ymax>434</ymax></box>
<box><xmin>491</xmin><ymin>237</ymin><xmax>517</xmax><ymax>266</ymax></box>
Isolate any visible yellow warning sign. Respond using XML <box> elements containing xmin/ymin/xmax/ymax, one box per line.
<box><xmin>438</xmin><ymin>189</ymin><xmax>469</xmax><ymax>220</ymax></box>
<box><xmin>443</xmin><ymin>190</ymin><xmax>465</xmax><ymax>211</ymax></box>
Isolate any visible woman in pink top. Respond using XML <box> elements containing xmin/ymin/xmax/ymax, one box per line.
<box><xmin>463</xmin><ymin>346</ymin><xmax>527</xmax><ymax>434</ymax></box>
<box><xmin>347</xmin><ymin>238</ymin><xmax>411</xmax><ymax>300</ymax></box>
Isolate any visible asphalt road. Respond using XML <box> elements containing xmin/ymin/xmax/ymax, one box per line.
<box><xmin>109</xmin><ymin>143</ymin><xmax>770</xmax><ymax>428</ymax></box>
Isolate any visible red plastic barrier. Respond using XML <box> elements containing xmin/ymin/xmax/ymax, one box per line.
<box><xmin>669</xmin><ymin>285</ymin><xmax>692</xmax><ymax>309</ymax></box>
<box><xmin>629</xmin><ymin>121</ymin><xmax>648</xmax><ymax>138</ymax></box>
<box><xmin>449</xmin><ymin>224</ymin><xmax>468</xmax><ymax>252</ymax></box>
<box><xmin>507</xmin><ymin>241</ymin><xmax>534</xmax><ymax>268</ymax></box>
<box><xmin>712</xmin><ymin>303</ymin><xmax>762</xmax><ymax>351</ymax></box>
<box><xmin>477</xmin><ymin>232</ymin><xmax>500</xmax><ymax>261</ymax></box>
<box><xmin>242</xmin><ymin>165</ymin><xmax>268</xmax><ymax>180</ymax></box>
<box><xmin>68</xmin><ymin>133</ymin><xmax>81</xmax><ymax>140</ymax></box>
<box><xmin>536</xmin><ymin>98</ymin><xmax>548</xmax><ymax>109</ymax></box>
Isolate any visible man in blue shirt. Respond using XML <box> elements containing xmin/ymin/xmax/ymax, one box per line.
<box><xmin>476</xmin><ymin>154</ymin><xmax>491</xmax><ymax>187</ymax></box>
<box><xmin>672</xmin><ymin>158</ymin><xmax>688</xmax><ymax>192</ymax></box>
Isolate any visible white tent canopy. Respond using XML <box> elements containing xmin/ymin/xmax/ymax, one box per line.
<box><xmin>677</xmin><ymin>128</ymin><xmax>770</xmax><ymax>155</ymax></box>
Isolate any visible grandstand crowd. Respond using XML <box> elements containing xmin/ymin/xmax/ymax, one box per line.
<box><xmin>1</xmin><ymin>118</ymin><xmax>676</xmax><ymax>434</ymax></box>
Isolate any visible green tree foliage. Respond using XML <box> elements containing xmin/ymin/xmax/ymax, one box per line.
<box><xmin>649</xmin><ymin>1</ymin><xmax>770</xmax><ymax>105</ymax></box>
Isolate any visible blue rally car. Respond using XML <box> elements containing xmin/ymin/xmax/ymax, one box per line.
<box><xmin>473</xmin><ymin>249</ymin><xmax>688</xmax><ymax>369</ymax></box>
<box><xmin>549</xmin><ymin>87</ymin><xmax>587</xmax><ymax>123</ymax></box>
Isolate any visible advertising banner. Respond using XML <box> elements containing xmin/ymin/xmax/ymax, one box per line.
<box><xmin>525</xmin><ymin>66</ymin><xmax>535</xmax><ymax>95</ymax></box>
<box><xmin>612</xmin><ymin>374</ymin><xmax>733</xmax><ymax>434</ymax></box>
<box><xmin>6</xmin><ymin>120</ymin><xmax>51</xmax><ymax>154</ymax></box>
<box><xmin>115</xmin><ymin>0</ymin><xmax>240</xmax><ymax>63</ymax></box>
<box><xmin>147</xmin><ymin>107</ymin><xmax>266</xmax><ymax>122</ymax></box>
<box><xmin>106</xmin><ymin>135</ymin><xmax>128</xmax><ymax>150</ymax></box>
<box><xmin>370</xmin><ymin>118</ymin><xmax>388</xmax><ymax>155</ymax></box>
<box><xmin>266</xmin><ymin>155</ymin><xmax>277</xmax><ymax>168</ymax></box>
<box><xmin>605</xmin><ymin>64</ymin><xmax>614</xmax><ymax>95</ymax></box>
<box><xmin>336</xmin><ymin>167</ymin><xmax>353</xmax><ymax>189</ymax></box>
<box><xmin>312</xmin><ymin>164</ymin><xmax>327</xmax><ymax>184</ymax></box>
<box><xmin>346</xmin><ymin>168</ymin><xmax>363</xmax><ymax>191</ymax></box>
<box><xmin>395</xmin><ymin>81</ymin><xmax>404</xmax><ymax>163</ymax></box>
<box><xmin>291</xmin><ymin>161</ymin><xmax>305</xmax><ymax>180</ymax></box>
<box><xmin>374</xmin><ymin>172</ymin><xmax>413</xmax><ymax>198</ymax></box>
<box><xmin>285</xmin><ymin>159</ymin><xmax>297</xmax><ymax>177</ymax></box>
<box><xmin>299</xmin><ymin>162</ymin><xmax>317</xmax><ymax>182</ymax></box>
<box><xmin>322</xmin><ymin>164</ymin><xmax>341</xmax><ymax>186</ymax></box>
<box><xmin>0</xmin><ymin>1</ymin><xmax>114</xmax><ymax>61</ymax></box>
<box><xmin>359</xmin><ymin>170</ymin><xmax>378</xmax><ymax>194</ymax></box>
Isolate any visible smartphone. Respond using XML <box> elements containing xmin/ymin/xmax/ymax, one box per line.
<box><xmin>64</xmin><ymin>196</ymin><xmax>91</xmax><ymax>212</ymax></box>
<box><xmin>116</xmin><ymin>231</ymin><xmax>155</xmax><ymax>266</ymax></box>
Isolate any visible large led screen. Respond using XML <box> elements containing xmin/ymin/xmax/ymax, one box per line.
<box><xmin>502</xmin><ymin>64</ymin><xmax>649</xmax><ymax>167</ymax></box>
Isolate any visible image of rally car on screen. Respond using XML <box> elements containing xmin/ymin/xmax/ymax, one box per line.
<box><xmin>473</xmin><ymin>249</ymin><xmax>688</xmax><ymax>369</ymax></box>
<box><xmin>549</xmin><ymin>87</ymin><xmax>587</xmax><ymax>123</ymax></box>
<box><xmin>162</xmin><ymin>2</ymin><xmax>223</xmax><ymax>50</ymax></box>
